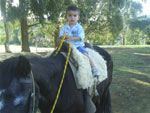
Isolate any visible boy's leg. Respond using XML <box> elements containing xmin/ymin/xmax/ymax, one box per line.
<box><xmin>83</xmin><ymin>53</ymin><xmax>99</xmax><ymax>77</ymax></box>
<box><xmin>83</xmin><ymin>53</ymin><xmax>95</xmax><ymax>67</ymax></box>
<box><xmin>77</xmin><ymin>46</ymin><xmax>99</xmax><ymax>77</ymax></box>
<box><xmin>77</xmin><ymin>47</ymin><xmax>99</xmax><ymax>100</ymax></box>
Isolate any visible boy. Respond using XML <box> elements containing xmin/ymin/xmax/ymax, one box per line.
<box><xmin>59</xmin><ymin>5</ymin><xmax>99</xmax><ymax>77</ymax></box>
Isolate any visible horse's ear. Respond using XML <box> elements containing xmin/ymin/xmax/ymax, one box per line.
<box><xmin>16</xmin><ymin>56</ymin><xmax>31</xmax><ymax>77</ymax></box>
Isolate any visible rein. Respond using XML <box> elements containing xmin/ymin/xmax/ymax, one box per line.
<box><xmin>31</xmin><ymin>71</ymin><xmax>36</xmax><ymax>113</ymax></box>
<box><xmin>19</xmin><ymin>71</ymin><xmax>36</xmax><ymax>113</ymax></box>
<box><xmin>50</xmin><ymin>36</ymin><xmax>71</xmax><ymax>113</ymax></box>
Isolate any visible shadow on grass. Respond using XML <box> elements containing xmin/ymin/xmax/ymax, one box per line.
<box><xmin>111</xmin><ymin>69</ymin><xmax>150</xmax><ymax>113</ymax></box>
<box><xmin>106</xmin><ymin>47</ymin><xmax>150</xmax><ymax>113</ymax></box>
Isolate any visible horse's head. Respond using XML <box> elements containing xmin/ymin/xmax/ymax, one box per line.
<box><xmin>0</xmin><ymin>56</ymin><xmax>39</xmax><ymax>113</ymax></box>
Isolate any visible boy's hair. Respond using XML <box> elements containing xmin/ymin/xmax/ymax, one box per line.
<box><xmin>66</xmin><ymin>5</ymin><xmax>80</xmax><ymax>14</ymax></box>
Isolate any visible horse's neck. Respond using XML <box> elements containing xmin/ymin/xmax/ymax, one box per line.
<box><xmin>30</xmin><ymin>54</ymin><xmax>65</xmax><ymax>79</ymax></box>
<box><xmin>47</xmin><ymin>54</ymin><xmax>65</xmax><ymax>68</ymax></box>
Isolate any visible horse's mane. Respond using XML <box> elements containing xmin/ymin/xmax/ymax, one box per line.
<box><xmin>30</xmin><ymin>53</ymin><xmax>66</xmax><ymax>73</ymax></box>
<box><xmin>0</xmin><ymin>57</ymin><xmax>19</xmax><ymax>89</ymax></box>
<box><xmin>0</xmin><ymin>55</ymin><xmax>33</xmax><ymax>89</ymax></box>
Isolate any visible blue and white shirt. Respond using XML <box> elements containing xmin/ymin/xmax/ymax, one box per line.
<box><xmin>59</xmin><ymin>23</ymin><xmax>85</xmax><ymax>48</ymax></box>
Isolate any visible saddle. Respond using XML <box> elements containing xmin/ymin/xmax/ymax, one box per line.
<box><xmin>56</xmin><ymin>42</ymin><xmax>107</xmax><ymax>94</ymax></box>
<box><xmin>54</xmin><ymin>42</ymin><xmax>108</xmax><ymax>84</ymax></box>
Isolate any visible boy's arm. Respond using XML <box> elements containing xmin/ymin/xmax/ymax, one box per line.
<box><xmin>67</xmin><ymin>36</ymin><xmax>81</xmax><ymax>40</ymax></box>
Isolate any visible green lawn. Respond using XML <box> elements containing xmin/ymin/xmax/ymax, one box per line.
<box><xmin>104</xmin><ymin>46</ymin><xmax>150</xmax><ymax>113</ymax></box>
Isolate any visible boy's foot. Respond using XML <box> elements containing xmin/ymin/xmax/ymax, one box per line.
<box><xmin>92</xmin><ymin>66</ymin><xmax>99</xmax><ymax>78</ymax></box>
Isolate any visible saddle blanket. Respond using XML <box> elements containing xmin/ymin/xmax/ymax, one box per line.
<box><xmin>62</xmin><ymin>46</ymin><xmax>108</xmax><ymax>89</ymax></box>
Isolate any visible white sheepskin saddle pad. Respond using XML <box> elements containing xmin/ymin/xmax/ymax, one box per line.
<box><xmin>63</xmin><ymin>46</ymin><xmax>108</xmax><ymax>89</ymax></box>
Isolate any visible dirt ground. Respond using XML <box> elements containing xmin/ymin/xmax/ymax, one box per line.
<box><xmin>0</xmin><ymin>45</ymin><xmax>54</xmax><ymax>53</ymax></box>
<box><xmin>0</xmin><ymin>45</ymin><xmax>150</xmax><ymax>113</ymax></box>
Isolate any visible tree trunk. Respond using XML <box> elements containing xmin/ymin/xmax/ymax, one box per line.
<box><xmin>20</xmin><ymin>17</ymin><xmax>30</xmax><ymax>52</ymax></box>
<box><xmin>54</xmin><ymin>25</ymin><xmax>60</xmax><ymax>48</ymax></box>
<box><xmin>122</xmin><ymin>31</ymin><xmax>126</xmax><ymax>45</ymax></box>
<box><xmin>4</xmin><ymin>22</ymin><xmax>11</xmax><ymax>53</ymax></box>
<box><xmin>141</xmin><ymin>32</ymin><xmax>145</xmax><ymax>45</ymax></box>
<box><xmin>122</xmin><ymin>36</ymin><xmax>125</xmax><ymax>45</ymax></box>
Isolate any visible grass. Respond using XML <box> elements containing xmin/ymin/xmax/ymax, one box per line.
<box><xmin>0</xmin><ymin>45</ymin><xmax>150</xmax><ymax>113</ymax></box>
<box><xmin>104</xmin><ymin>46</ymin><xmax>150</xmax><ymax>113</ymax></box>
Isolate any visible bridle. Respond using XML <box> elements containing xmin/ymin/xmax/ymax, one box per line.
<box><xmin>30</xmin><ymin>71</ymin><xmax>36</xmax><ymax>113</ymax></box>
<box><xmin>19</xmin><ymin>70</ymin><xmax>36</xmax><ymax>113</ymax></box>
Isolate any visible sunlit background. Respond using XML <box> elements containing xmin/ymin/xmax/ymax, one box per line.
<box><xmin>133</xmin><ymin>0</ymin><xmax>150</xmax><ymax>15</ymax></box>
<box><xmin>0</xmin><ymin>0</ymin><xmax>150</xmax><ymax>20</ymax></box>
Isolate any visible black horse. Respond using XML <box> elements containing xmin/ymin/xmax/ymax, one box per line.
<box><xmin>0</xmin><ymin>45</ymin><xmax>113</xmax><ymax>113</ymax></box>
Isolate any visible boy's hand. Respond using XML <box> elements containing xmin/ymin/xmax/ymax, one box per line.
<box><xmin>63</xmin><ymin>32</ymin><xmax>71</xmax><ymax>40</ymax></box>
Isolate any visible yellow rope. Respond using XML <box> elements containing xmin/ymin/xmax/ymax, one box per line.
<box><xmin>31</xmin><ymin>71</ymin><xmax>35</xmax><ymax>113</ymax></box>
<box><xmin>50</xmin><ymin>37</ymin><xmax>71</xmax><ymax>113</ymax></box>
<box><xmin>54</xmin><ymin>35</ymin><xmax>67</xmax><ymax>56</ymax></box>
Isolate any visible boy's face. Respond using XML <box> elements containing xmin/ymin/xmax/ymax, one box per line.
<box><xmin>66</xmin><ymin>11</ymin><xmax>79</xmax><ymax>26</ymax></box>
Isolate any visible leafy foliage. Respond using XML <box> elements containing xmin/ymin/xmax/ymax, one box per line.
<box><xmin>0</xmin><ymin>0</ymin><xmax>149</xmax><ymax>47</ymax></box>
<box><xmin>130</xmin><ymin>17</ymin><xmax>150</xmax><ymax>40</ymax></box>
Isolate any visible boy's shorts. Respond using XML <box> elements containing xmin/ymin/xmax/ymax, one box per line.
<box><xmin>77</xmin><ymin>46</ymin><xmax>88</xmax><ymax>54</ymax></box>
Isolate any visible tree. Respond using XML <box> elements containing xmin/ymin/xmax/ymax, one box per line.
<box><xmin>0</xmin><ymin>0</ymin><xmax>11</xmax><ymax>52</ymax></box>
<box><xmin>44</xmin><ymin>0</ymin><xmax>73</xmax><ymax>47</ymax></box>
<box><xmin>119</xmin><ymin>0</ymin><xmax>142</xmax><ymax>45</ymax></box>
<box><xmin>0</xmin><ymin>21</ymin><xmax>6</xmax><ymax>44</ymax></box>
<box><xmin>1</xmin><ymin>0</ymin><xmax>141</xmax><ymax>48</ymax></box>
<box><xmin>130</xmin><ymin>16</ymin><xmax>150</xmax><ymax>43</ymax></box>
<box><xmin>77</xmin><ymin>0</ymin><xmax>124</xmax><ymax>45</ymax></box>
<box><xmin>0</xmin><ymin>0</ymin><xmax>47</xmax><ymax>52</ymax></box>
